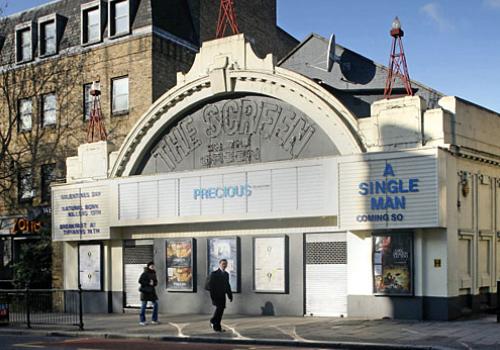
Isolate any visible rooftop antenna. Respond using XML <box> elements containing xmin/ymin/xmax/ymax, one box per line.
<box><xmin>216</xmin><ymin>0</ymin><xmax>240</xmax><ymax>38</ymax></box>
<box><xmin>383</xmin><ymin>17</ymin><xmax>413</xmax><ymax>98</ymax></box>
<box><xmin>326</xmin><ymin>34</ymin><xmax>337</xmax><ymax>72</ymax></box>
<box><xmin>306</xmin><ymin>34</ymin><xmax>340</xmax><ymax>72</ymax></box>
<box><xmin>86</xmin><ymin>81</ymin><xmax>107</xmax><ymax>143</ymax></box>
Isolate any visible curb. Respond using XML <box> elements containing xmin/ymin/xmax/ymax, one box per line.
<box><xmin>0</xmin><ymin>327</ymin><xmax>439</xmax><ymax>350</ymax></box>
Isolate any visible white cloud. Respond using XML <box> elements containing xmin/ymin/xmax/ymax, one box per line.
<box><xmin>420</xmin><ymin>3</ymin><xmax>455</xmax><ymax>32</ymax></box>
<box><xmin>484</xmin><ymin>0</ymin><xmax>500</xmax><ymax>8</ymax></box>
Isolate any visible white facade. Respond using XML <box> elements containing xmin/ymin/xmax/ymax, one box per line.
<box><xmin>53</xmin><ymin>35</ymin><xmax>500</xmax><ymax>320</ymax></box>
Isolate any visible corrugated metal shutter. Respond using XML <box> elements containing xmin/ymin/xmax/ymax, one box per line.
<box><xmin>123</xmin><ymin>243</ymin><xmax>154</xmax><ymax>307</ymax></box>
<box><xmin>305</xmin><ymin>233</ymin><xmax>347</xmax><ymax>317</ymax></box>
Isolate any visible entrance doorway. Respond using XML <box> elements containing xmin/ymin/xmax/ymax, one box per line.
<box><xmin>305</xmin><ymin>233</ymin><xmax>347</xmax><ymax>317</ymax></box>
<box><xmin>123</xmin><ymin>240</ymin><xmax>154</xmax><ymax>307</ymax></box>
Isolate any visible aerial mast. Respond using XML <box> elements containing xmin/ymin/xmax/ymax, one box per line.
<box><xmin>383</xmin><ymin>17</ymin><xmax>413</xmax><ymax>98</ymax></box>
<box><xmin>86</xmin><ymin>81</ymin><xmax>107</xmax><ymax>143</ymax></box>
<box><xmin>216</xmin><ymin>0</ymin><xmax>240</xmax><ymax>38</ymax></box>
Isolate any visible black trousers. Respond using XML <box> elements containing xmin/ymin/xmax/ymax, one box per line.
<box><xmin>210</xmin><ymin>303</ymin><xmax>225</xmax><ymax>330</ymax></box>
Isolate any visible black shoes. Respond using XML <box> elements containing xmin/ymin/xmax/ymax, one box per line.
<box><xmin>210</xmin><ymin>321</ymin><xmax>224</xmax><ymax>332</ymax></box>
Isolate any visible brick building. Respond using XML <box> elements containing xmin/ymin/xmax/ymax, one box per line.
<box><xmin>0</xmin><ymin>0</ymin><xmax>297</xmax><ymax>288</ymax></box>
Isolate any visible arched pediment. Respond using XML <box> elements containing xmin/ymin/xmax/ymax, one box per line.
<box><xmin>111</xmin><ymin>35</ymin><xmax>364</xmax><ymax>177</ymax></box>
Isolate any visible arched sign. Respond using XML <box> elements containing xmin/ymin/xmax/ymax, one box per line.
<box><xmin>139</xmin><ymin>96</ymin><xmax>338</xmax><ymax>175</ymax></box>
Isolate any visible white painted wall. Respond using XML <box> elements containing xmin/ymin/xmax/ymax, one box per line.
<box><xmin>63</xmin><ymin>242</ymin><xmax>78</xmax><ymax>290</ymax></box>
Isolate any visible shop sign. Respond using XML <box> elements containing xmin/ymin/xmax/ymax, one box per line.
<box><xmin>339</xmin><ymin>156</ymin><xmax>439</xmax><ymax>229</ymax></box>
<box><xmin>11</xmin><ymin>218</ymin><xmax>43</xmax><ymax>235</ymax></box>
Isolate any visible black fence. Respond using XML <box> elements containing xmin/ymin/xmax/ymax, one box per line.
<box><xmin>0</xmin><ymin>287</ymin><xmax>83</xmax><ymax>330</ymax></box>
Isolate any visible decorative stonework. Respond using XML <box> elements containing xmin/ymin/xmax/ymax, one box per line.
<box><xmin>111</xmin><ymin>35</ymin><xmax>363</xmax><ymax>177</ymax></box>
<box><xmin>140</xmin><ymin>96</ymin><xmax>336</xmax><ymax>174</ymax></box>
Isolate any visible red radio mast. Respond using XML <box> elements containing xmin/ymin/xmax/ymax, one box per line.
<box><xmin>216</xmin><ymin>0</ymin><xmax>240</xmax><ymax>38</ymax></box>
<box><xmin>86</xmin><ymin>81</ymin><xmax>107</xmax><ymax>143</ymax></box>
<box><xmin>383</xmin><ymin>17</ymin><xmax>413</xmax><ymax>98</ymax></box>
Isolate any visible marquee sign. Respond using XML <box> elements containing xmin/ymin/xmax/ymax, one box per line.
<box><xmin>339</xmin><ymin>155</ymin><xmax>439</xmax><ymax>229</ymax></box>
<box><xmin>52</xmin><ymin>183</ymin><xmax>110</xmax><ymax>241</ymax></box>
<box><xmin>116</xmin><ymin>157</ymin><xmax>337</xmax><ymax>225</ymax></box>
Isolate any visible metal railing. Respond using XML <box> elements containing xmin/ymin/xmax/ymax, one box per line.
<box><xmin>0</xmin><ymin>286</ymin><xmax>83</xmax><ymax>330</ymax></box>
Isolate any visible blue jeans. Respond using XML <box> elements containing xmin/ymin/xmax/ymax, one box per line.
<box><xmin>139</xmin><ymin>300</ymin><xmax>158</xmax><ymax>323</ymax></box>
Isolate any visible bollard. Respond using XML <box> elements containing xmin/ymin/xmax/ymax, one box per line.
<box><xmin>25</xmin><ymin>288</ymin><xmax>31</xmax><ymax>329</ymax></box>
<box><xmin>78</xmin><ymin>284</ymin><xmax>84</xmax><ymax>330</ymax></box>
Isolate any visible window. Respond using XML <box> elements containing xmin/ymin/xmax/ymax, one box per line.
<box><xmin>82</xmin><ymin>6</ymin><xmax>100</xmax><ymax>44</ymax></box>
<box><xmin>16</xmin><ymin>27</ymin><xmax>32</xmax><ymax>62</ymax></box>
<box><xmin>83</xmin><ymin>82</ymin><xmax>100</xmax><ymax>121</ymax></box>
<box><xmin>40</xmin><ymin>20</ymin><xmax>56</xmax><ymax>56</ymax></box>
<box><xmin>42</xmin><ymin>93</ymin><xmax>57</xmax><ymax>126</ymax></box>
<box><xmin>18</xmin><ymin>168</ymin><xmax>34</xmax><ymax>202</ymax></box>
<box><xmin>19</xmin><ymin>98</ymin><xmax>33</xmax><ymax>131</ymax></box>
<box><xmin>112</xmin><ymin>76</ymin><xmax>128</xmax><ymax>114</ymax></box>
<box><xmin>110</xmin><ymin>0</ymin><xmax>129</xmax><ymax>36</ymax></box>
<box><xmin>41</xmin><ymin>163</ymin><xmax>56</xmax><ymax>202</ymax></box>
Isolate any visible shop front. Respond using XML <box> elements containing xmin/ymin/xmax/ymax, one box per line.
<box><xmin>1</xmin><ymin>207</ymin><xmax>52</xmax><ymax>289</ymax></box>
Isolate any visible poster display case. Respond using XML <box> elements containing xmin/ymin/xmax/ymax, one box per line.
<box><xmin>253</xmin><ymin>236</ymin><xmax>288</xmax><ymax>293</ymax></box>
<box><xmin>372</xmin><ymin>232</ymin><xmax>413</xmax><ymax>295</ymax></box>
<box><xmin>78</xmin><ymin>243</ymin><xmax>102</xmax><ymax>290</ymax></box>
<box><xmin>207</xmin><ymin>237</ymin><xmax>240</xmax><ymax>292</ymax></box>
<box><xmin>166</xmin><ymin>238</ymin><xmax>195</xmax><ymax>291</ymax></box>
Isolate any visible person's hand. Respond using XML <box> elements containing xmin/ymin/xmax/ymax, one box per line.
<box><xmin>150</xmin><ymin>280</ymin><xmax>154</xmax><ymax>285</ymax></box>
<box><xmin>229</xmin><ymin>298</ymin><xmax>233</xmax><ymax>302</ymax></box>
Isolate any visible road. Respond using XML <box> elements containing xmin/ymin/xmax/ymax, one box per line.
<box><xmin>2</xmin><ymin>335</ymin><xmax>344</xmax><ymax>350</ymax></box>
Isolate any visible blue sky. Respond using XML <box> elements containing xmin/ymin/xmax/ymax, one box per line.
<box><xmin>3</xmin><ymin>0</ymin><xmax>500</xmax><ymax>112</ymax></box>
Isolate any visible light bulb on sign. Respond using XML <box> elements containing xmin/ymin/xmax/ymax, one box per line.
<box><xmin>392</xmin><ymin>16</ymin><xmax>401</xmax><ymax>30</ymax></box>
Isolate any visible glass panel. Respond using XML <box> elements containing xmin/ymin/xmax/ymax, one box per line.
<box><xmin>112</xmin><ymin>77</ymin><xmax>128</xmax><ymax>112</ymax></box>
<box><xmin>20</xmin><ymin>29</ymin><xmax>31</xmax><ymax>61</ymax></box>
<box><xmin>86</xmin><ymin>8</ymin><xmax>100</xmax><ymax>42</ymax></box>
<box><xmin>19</xmin><ymin>169</ymin><xmax>34</xmax><ymax>200</ymax></box>
<box><xmin>42</xmin><ymin>21</ymin><xmax>56</xmax><ymax>55</ymax></box>
<box><xmin>19</xmin><ymin>99</ymin><xmax>32</xmax><ymax>131</ymax></box>
<box><xmin>43</xmin><ymin>93</ymin><xmax>57</xmax><ymax>126</ymax></box>
<box><xmin>114</xmin><ymin>1</ymin><xmax>129</xmax><ymax>35</ymax></box>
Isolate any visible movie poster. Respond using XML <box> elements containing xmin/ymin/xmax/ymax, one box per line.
<box><xmin>79</xmin><ymin>244</ymin><xmax>102</xmax><ymax>290</ymax></box>
<box><xmin>372</xmin><ymin>232</ymin><xmax>413</xmax><ymax>295</ymax></box>
<box><xmin>166</xmin><ymin>238</ymin><xmax>195</xmax><ymax>291</ymax></box>
<box><xmin>207</xmin><ymin>237</ymin><xmax>239</xmax><ymax>292</ymax></box>
<box><xmin>254</xmin><ymin>236</ymin><xmax>287</xmax><ymax>293</ymax></box>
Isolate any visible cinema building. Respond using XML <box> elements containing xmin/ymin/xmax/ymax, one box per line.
<box><xmin>52</xmin><ymin>34</ymin><xmax>500</xmax><ymax>320</ymax></box>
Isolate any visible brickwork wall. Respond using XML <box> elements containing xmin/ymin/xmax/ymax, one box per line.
<box><xmin>152</xmin><ymin>35</ymin><xmax>195</xmax><ymax>102</ymax></box>
<box><xmin>192</xmin><ymin>0</ymin><xmax>297</xmax><ymax>60</ymax></box>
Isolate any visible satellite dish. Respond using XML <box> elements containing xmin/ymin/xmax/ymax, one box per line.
<box><xmin>327</xmin><ymin>34</ymin><xmax>336</xmax><ymax>72</ymax></box>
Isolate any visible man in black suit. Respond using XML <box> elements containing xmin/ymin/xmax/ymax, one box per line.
<box><xmin>208</xmin><ymin>259</ymin><xmax>233</xmax><ymax>332</ymax></box>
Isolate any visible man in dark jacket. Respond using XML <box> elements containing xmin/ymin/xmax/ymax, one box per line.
<box><xmin>208</xmin><ymin>259</ymin><xmax>233</xmax><ymax>332</ymax></box>
<box><xmin>138</xmin><ymin>261</ymin><xmax>159</xmax><ymax>325</ymax></box>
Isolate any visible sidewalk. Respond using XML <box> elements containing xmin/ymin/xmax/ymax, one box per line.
<box><xmin>1</xmin><ymin>312</ymin><xmax>500</xmax><ymax>350</ymax></box>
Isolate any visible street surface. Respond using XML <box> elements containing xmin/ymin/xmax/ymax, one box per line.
<box><xmin>1</xmin><ymin>335</ymin><xmax>343</xmax><ymax>350</ymax></box>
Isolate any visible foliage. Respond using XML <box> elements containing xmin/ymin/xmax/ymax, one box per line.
<box><xmin>11</xmin><ymin>226</ymin><xmax>52</xmax><ymax>288</ymax></box>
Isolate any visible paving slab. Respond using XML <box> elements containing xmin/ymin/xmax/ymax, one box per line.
<box><xmin>1</xmin><ymin>313</ymin><xmax>500</xmax><ymax>349</ymax></box>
